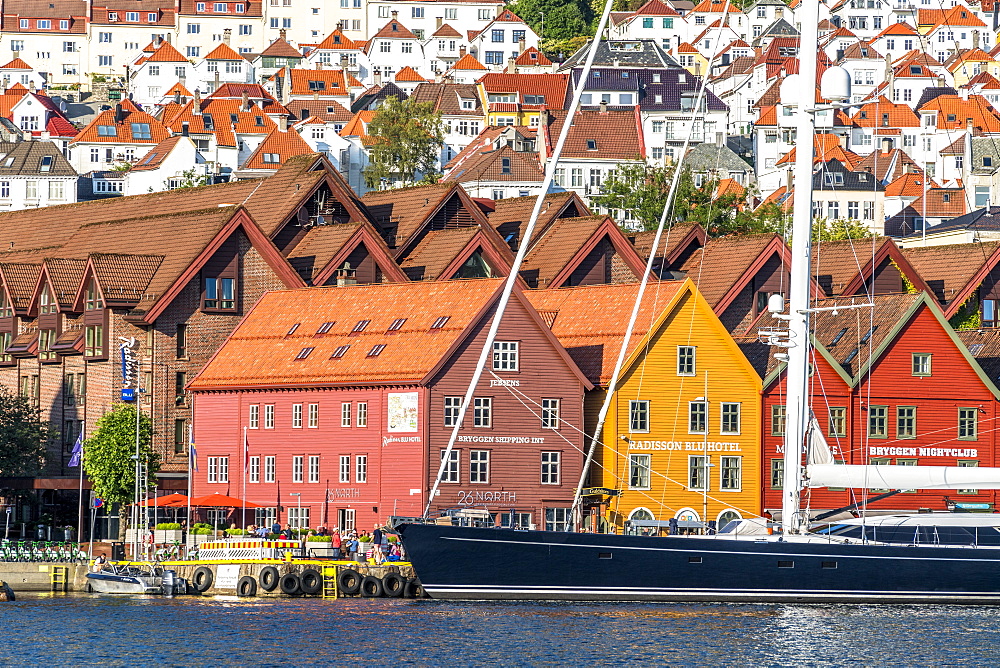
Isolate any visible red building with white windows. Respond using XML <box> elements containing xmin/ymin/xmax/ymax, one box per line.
<box><xmin>741</xmin><ymin>292</ymin><xmax>1000</xmax><ymax>516</ymax></box>
<box><xmin>188</xmin><ymin>279</ymin><xmax>591</xmax><ymax>532</ymax></box>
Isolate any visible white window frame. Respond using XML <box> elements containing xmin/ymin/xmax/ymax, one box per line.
<box><xmin>492</xmin><ymin>341</ymin><xmax>519</xmax><ymax>371</ymax></box>
<box><xmin>308</xmin><ymin>403</ymin><xmax>318</xmax><ymax>428</ymax></box>
<box><xmin>248</xmin><ymin>456</ymin><xmax>260</xmax><ymax>483</ymax></box>
<box><xmin>292</xmin><ymin>403</ymin><xmax>303</xmax><ymax>428</ymax></box>
<box><xmin>540</xmin><ymin>451</ymin><xmax>560</xmax><ymax>484</ymax></box>
<box><xmin>541</xmin><ymin>398</ymin><xmax>560</xmax><ymax>429</ymax></box>
<box><xmin>470</xmin><ymin>450</ymin><xmax>490</xmax><ymax>484</ymax></box>
<box><xmin>629</xmin><ymin>400</ymin><xmax>650</xmax><ymax>433</ymax></box>
<box><xmin>444</xmin><ymin>396</ymin><xmax>462</xmax><ymax>426</ymax></box>
<box><xmin>249</xmin><ymin>404</ymin><xmax>259</xmax><ymax>428</ymax></box>
<box><xmin>264</xmin><ymin>404</ymin><xmax>274</xmax><ymax>429</ymax></box>
<box><xmin>688</xmin><ymin>455</ymin><xmax>708</xmax><ymax>491</ymax></box>
<box><xmin>292</xmin><ymin>455</ymin><xmax>304</xmax><ymax>483</ymax></box>
<box><xmin>720</xmin><ymin>455</ymin><xmax>742</xmax><ymax>491</ymax></box>
<box><xmin>473</xmin><ymin>397</ymin><xmax>492</xmax><ymax>427</ymax></box>
<box><xmin>341</xmin><ymin>402</ymin><xmax>351</xmax><ymax>427</ymax></box>
<box><xmin>677</xmin><ymin>345</ymin><xmax>696</xmax><ymax>376</ymax></box>
<box><xmin>308</xmin><ymin>455</ymin><xmax>320</xmax><ymax>483</ymax></box>
<box><xmin>288</xmin><ymin>506</ymin><xmax>310</xmax><ymax>529</ymax></box>
<box><xmin>688</xmin><ymin>401</ymin><xmax>707</xmax><ymax>434</ymax></box>
<box><xmin>357</xmin><ymin>402</ymin><xmax>368</xmax><ymax>427</ymax></box>
<box><xmin>339</xmin><ymin>455</ymin><xmax>350</xmax><ymax>483</ymax></box>
<box><xmin>356</xmin><ymin>455</ymin><xmax>368</xmax><ymax>483</ymax></box>
<box><xmin>720</xmin><ymin>402</ymin><xmax>741</xmax><ymax>435</ymax></box>
<box><xmin>628</xmin><ymin>453</ymin><xmax>651</xmax><ymax>490</ymax></box>
<box><xmin>440</xmin><ymin>449</ymin><xmax>459</xmax><ymax>483</ymax></box>
<box><xmin>264</xmin><ymin>455</ymin><xmax>275</xmax><ymax>483</ymax></box>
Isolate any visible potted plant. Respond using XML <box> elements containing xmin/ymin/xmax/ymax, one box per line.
<box><xmin>306</xmin><ymin>534</ymin><xmax>333</xmax><ymax>557</ymax></box>
<box><xmin>154</xmin><ymin>522</ymin><xmax>183</xmax><ymax>543</ymax></box>
<box><xmin>186</xmin><ymin>523</ymin><xmax>215</xmax><ymax>547</ymax></box>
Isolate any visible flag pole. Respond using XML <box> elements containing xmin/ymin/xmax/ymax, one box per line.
<box><xmin>187</xmin><ymin>422</ymin><xmax>193</xmax><ymax>547</ymax></box>
<box><xmin>76</xmin><ymin>426</ymin><xmax>85</xmax><ymax>550</ymax></box>
<box><xmin>242</xmin><ymin>426</ymin><xmax>248</xmax><ymax>529</ymax></box>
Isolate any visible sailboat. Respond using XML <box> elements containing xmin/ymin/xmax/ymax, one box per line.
<box><xmin>393</xmin><ymin>0</ymin><xmax>1000</xmax><ymax>603</ymax></box>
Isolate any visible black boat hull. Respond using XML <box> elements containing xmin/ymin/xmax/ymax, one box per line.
<box><xmin>396</xmin><ymin>523</ymin><xmax>1000</xmax><ymax>603</ymax></box>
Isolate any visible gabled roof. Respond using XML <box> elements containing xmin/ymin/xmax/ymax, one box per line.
<box><xmin>631</xmin><ymin>222</ymin><xmax>708</xmax><ymax>270</ymax></box>
<box><xmin>241</xmin><ymin>127</ymin><xmax>312</xmax><ymax>170</ymax></box>
<box><xmin>451</xmin><ymin>53</ymin><xmax>487</xmax><ymax>70</ymax></box>
<box><xmin>260</xmin><ymin>36</ymin><xmax>303</xmax><ymax>58</ymax></box>
<box><xmin>0</xmin><ymin>140</ymin><xmax>75</xmax><ymax>176</ymax></box>
<box><xmin>398</xmin><ymin>226</ymin><xmax>513</xmax><ymax>281</ymax></box>
<box><xmin>432</xmin><ymin>24</ymin><xmax>463</xmax><ymax>38</ymax></box>
<box><xmin>488</xmin><ymin>191</ymin><xmax>591</xmax><ymax>249</ymax></box>
<box><xmin>395</xmin><ymin>66</ymin><xmax>426</xmax><ymax>83</ymax></box>
<box><xmin>0</xmin><ymin>262</ymin><xmax>40</xmax><ymax>313</ymax></box>
<box><xmin>0</xmin><ymin>58</ymin><xmax>31</xmax><ymax>70</ymax></box>
<box><xmin>338</xmin><ymin>110</ymin><xmax>377</xmax><ymax>145</ymax></box>
<box><xmin>316</xmin><ymin>28</ymin><xmax>361</xmax><ymax>50</ymax></box>
<box><xmin>72</xmin><ymin>100</ymin><xmax>170</xmax><ymax>145</ymax></box>
<box><xmin>903</xmin><ymin>240</ymin><xmax>1000</xmax><ymax>313</ymax></box>
<box><xmin>691</xmin><ymin>0</ymin><xmax>741</xmax><ymax>11</ymax></box>
<box><xmin>204</xmin><ymin>42</ymin><xmax>246</xmax><ymax>61</ymax></box>
<box><xmin>515</xmin><ymin>47</ymin><xmax>552</xmax><ymax>67</ymax></box>
<box><xmin>633</xmin><ymin>0</ymin><xmax>680</xmax><ymax>16</ymax></box>
<box><xmin>918</xmin><ymin>5</ymin><xmax>986</xmax><ymax>28</ymax></box>
<box><xmin>541</xmin><ymin>107</ymin><xmax>644</xmax><ymax>160</ymax></box>
<box><xmin>130</xmin><ymin>135</ymin><xmax>185</xmax><ymax>171</ymax></box>
<box><xmin>372</xmin><ymin>19</ymin><xmax>417</xmax><ymax>40</ymax></box>
<box><xmin>294</xmin><ymin>220</ymin><xmax>408</xmax><ymax>285</ymax></box>
<box><xmin>442</xmin><ymin>144</ymin><xmax>544</xmax><ymax>184</ymax></box>
<box><xmin>875</xmin><ymin>22</ymin><xmax>918</xmax><ymax>38</ymax></box>
<box><xmin>164</xmin><ymin>81</ymin><xmax>193</xmax><ymax>98</ymax></box>
<box><xmin>409</xmin><ymin>82</ymin><xmax>483</xmax><ymax>116</ymax></box>
<box><xmin>271</xmin><ymin>67</ymin><xmax>349</xmax><ymax>96</ymax></box>
<box><xmin>679</xmin><ymin>234</ymin><xmax>791</xmax><ymax>309</ymax></box>
<box><xmin>145</xmin><ymin>41</ymin><xmax>189</xmax><ymax>63</ymax></box>
<box><xmin>162</xmin><ymin>97</ymin><xmax>281</xmax><ymax>148</ymax></box>
<box><xmin>850</xmin><ymin>96</ymin><xmax>920</xmax><ymax>127</ymax></box>
<box><xmin>189</xmin><ymin>278</ymin><xmax>591</xmax><ymax>390</ymax></box>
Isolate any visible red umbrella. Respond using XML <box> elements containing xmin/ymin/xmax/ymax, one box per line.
<box><xmin>136</xmin><ymin>493</ymin><xmax>189</xmax><ymax>507</ymax></box>
<box><xmin>189</xmin><ymin>493</ymin><xmax>263</xmax><ymax>508</ymax></box>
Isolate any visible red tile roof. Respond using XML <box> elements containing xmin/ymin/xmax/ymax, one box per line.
<box><xmin>162</xmin><ymin>98</ymin><xmax>281</xmax><ymax>147</ymax></box>
<box><xmin>316</xmin><ymin>28</ymin><xmax>360</xmax><ymax>50</ymax></box>
<box><xmin>188</xmin><ymin>279</ymin><xmax>512</xmax><ymax>388</ymax></box>
<box><xmin>372</xmin><ymin>20</ymin><xmax>417</xmax><ymax>40</ymax></box>
<box><xmin>542</xmin><ymin>107</ymin><xmax>643</xmax><ymax>160</ymax></box>
<box><xmin>72</xmin><ymin>100</ymin><xmax>170</xmax><ymax>145</ymax></box>
<box><xmin>145</xmin><ymin>41</ymin><xmax>189</xmax><ymax>63</ymax></box>
<box><xmin>241</xmin><ymin>128</ymin><xmax>312</xmax><ymax>170</ymax></box>
<box><xmin>395</xmin><ymin>66</ymin><xmax>426</xmax><ymax>82</ymax></box>
<box><xmin>515</xmin><ymin>47</ymin><xmax>552</xmax><ymax>67</ymax></box>
<box><xmin>271</xmin><ymin>67</ymin><xmax>349</xmax><ymax>96</ymax></box>
<box><xmin>260</xmin><ymin>37</ymin><xmax>302</xmax><ymax>58</ymax></box>
<box><xmin>452</xmin><ymin>53</ymin><xmax>487</xmax><ymax>70</ymax></box>
<box><xmin>132</xmin><ymin>135</ymin><xmax>185</xmax><ymax>171</ymax></box>
<box><xmin>478</xmin><ymin>72</ymin><xmax>569</xmax><ymax>105</ymax></box>
<box><xmin>850</xmin><ymin>96</ymin><xmax>920</xmax><ymax>127</ymax></box>
<box><xmin>0</xmin><ymin>58</ymin><xmax>31</xmax><ymax>70</ymax></box>
<box><xmin>204</xmin><ymin>42</ymin><xmax>245</xmax><ymax>60</ymax></box>
<box><xmin>432</xmin><ymin>24</ymin><xmax>463</xmax><ymax>38</ymax></box>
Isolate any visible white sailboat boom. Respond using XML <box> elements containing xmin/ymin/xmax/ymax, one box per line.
<box><xmin>807</xmin><ymin>465</ymin><xmax>1000</xmax><ymax>491</ymax></box>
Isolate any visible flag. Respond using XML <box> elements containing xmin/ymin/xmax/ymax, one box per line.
<box><xmin>243</xmin><ymin>427</ymin><xmax>249</xmax><ymax>472</ymax></box>
<box><xmin>190</xmin><ymin>439</ymin><xmax>198</xmax><ymax>472</ymax></box>
<box><xmin>92</xmin><ymin>496</ymin><xmax>104</xmax><ymax>509</ymax></box>
<box><xmin>68</xmin><ymin>431</ymin><xmax>83</xmax><ymax>468</ymax></box>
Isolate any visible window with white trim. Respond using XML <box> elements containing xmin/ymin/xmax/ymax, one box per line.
<box><xmin>264</xmin><ymin>456</ymin><xmax>275</xmax><ymax>483</ymax></box>
<box><xmin>721</xmin><ymin>403</ymin><xmax>741</xmax><ymax>435</ymax></box>
<box><xmin>207</xmin><ymin>456</ymin><xmax>229</xmax><ymax>483</ymax></box>
<box><xmin>308</xmin><ymin>403</ymin><xmax>318</xmax><ymax>428</ymax></box>
<box><xmin>492</xmin><ymin>341</ymin><xmax>519</xmax><ymax>371</ymax></box>
<box><xmin>541</xmin><ymin>398</ymin><xmax>560</xmax><ymax>429</ymax></box>
<box><xmin>541</xmin><ymin>451</ymin><xmax>560</xmax><ymax>484</ymax></box>
<box><xmin>341</xmin><ymin>402</ymin><xmax>351</xmax><ymax>427</ymax></box>
<box><xmin>444</xmin><ymin>396</ymin><xmax>463</xmax><ymax>426</ymax></box>
<box><xmin>720</xmin><ymin>456</ymin><xmax>741</xmax><ymax>490</ymax></box>
<box><xmin>339</xmin><ymin>455</ymin><xmax>350</xmax><ymax>483</ymax></box>
<box><xmin>677</xmin><ymin>346</ymin><xmax>696</xmax><ymax>376</ymax></box>
<box><xmin>292</xmin><ymin>403</ymin><xmax>302</xmax><ymax>428</ymax></box>
<box><xmin>264</xmin><ymin>404</ymin><xmax>274</xmax><ymax>429</ymax></box>
<box><xmin>288</xmin><ymin>506</ymin><xmax>310</xmax><ymax>529</ymax></box>
<box><xmin>629</xmin><ymin>400</ymin><xmax>649</xmax><ymax>432</ymax></box>
<box><xmin>248</xmin><ymin>456</ymin><xmax>260</xmax><ymax>483</ymax></box>
<box><xmin>473</xmin><ymin>397</ymin><xmax>492</xmax><ymax>427</ymax></box>
<box><xmin>470</xmin><ymin>450</ymin><xmax>490</xmax><ymax>483</ymax></box>
<box><xmin>356</xmin><ymin>455</ymin><xmax>368</xmax><ymax>483</ymax></box>
<box><xmin>440</xmin><ymin>450</ymin><xmax>459</xmax><ymax>483</ymax></box>
<box><xmin>308</xmin><ymin>455</ymin><xmax>320</xmax><ymax>483</ymax></box>
<box><xmin>292</xmin><ymin>455</ymin><xmax>304</xmax><ymax>483</ymax></box>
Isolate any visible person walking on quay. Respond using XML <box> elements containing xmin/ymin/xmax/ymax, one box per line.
<box><xmin>331</xmin><ymin>529</ymin><xmax>342</xmax><ymax>560</ymax></box>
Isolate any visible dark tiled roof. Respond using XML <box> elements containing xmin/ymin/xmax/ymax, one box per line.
<box><xmin>0</xmin><ymin>140</ymin><xmax>75</xmax><ymax>176</ymax></box>
<box><xmin>409</xmin><ymin>82</ymin><xmax>482</xmax><ymax>116</ymax></box>
<box><xmin>902</xmin><ymin>240</ymin><xmax>1000</xmax><ymax>304</ymax></box>
<box><xmin>560</xmin><ymin>38</ymin><xmax>682</xmax><ymax>69</ymax></box>
<box><xmin>959</xmin><ymin>328</ymin><xmax>1000</xmax><ymax>384</ymax></box>
<box><xmin>679</xmin><ymin>234</ymin><xmax>781</xmax><ymax>306</ymax></box>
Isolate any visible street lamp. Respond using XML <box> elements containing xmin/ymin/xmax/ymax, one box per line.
<box><xmin>289</xmin><ymin>492</ymin><xmax>302</xmax><ymax>530</ymax></box>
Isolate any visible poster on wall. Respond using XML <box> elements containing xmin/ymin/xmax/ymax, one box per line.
<box><xmin>387</xmin><ymin>392</ymin><xmax>419</xmax><ymax>432</ymax></box>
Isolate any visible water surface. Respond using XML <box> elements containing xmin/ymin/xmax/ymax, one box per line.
<box><xmin>3</xmin><ymin>594</ymin><xmax>998</xmax><ymax>666</ymax></box>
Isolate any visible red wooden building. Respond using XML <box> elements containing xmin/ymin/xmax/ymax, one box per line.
<box><xmin>188</xmin><ymin>279</ymin><xmax>591</xmax><ymax>532</ymax></box>
<box><xmin>739</xmin><ymin>292</ymin><xmax>1000</xmax><ymax>516</ymax></box>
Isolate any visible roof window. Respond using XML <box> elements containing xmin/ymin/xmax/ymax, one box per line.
<box><xmin>830</xmin><ymin>327</ymin><xmax>848</xmax><ymax>346</ymax></box>
<box><xmin>859</xmin><ymin>325</ymin><xmax>877</xmax><ymax>344</ymax></box>
<box><xmin>202</xmin><ymin>114</ymin><xmax>215</xmax><ymax>130</ymax></box>
<box><xmin>909</xmin><ymin>65</ymin><xmax>921</xmax><ymax>75</ymax></box>
<box><xmin>943</xmin><ymin>193</ymin><xmax>951</xmax><ymax>202</ymax></box>
<box><xmin>388</xmin><ymin>318</ymin><xmax>406</xmax><ymax>331</ymax></box>
<box><xmin>131</xmin><ymin>122</ymin><xmax>151</xmax><ymax>139</ymax></box>
<box><xmin>140</xmin><ymin>152</ymin><xmax>158</xmax><ymax>165</ymax></box>
<box><xmin>230</xmin><ymin>113</ymin><xmax>239</xmax><ymax>123</ymax></box>
<box><xmin>352</xmin><ymin>319</ymin><xmax>370</xmax><ymax>333</ymax></box>
<box><xmin>330</xmin><ymin>344</ymin><xmax>350</xmax><ymax>358</ymax></box>
<box><xmin>316</xmin><ymin>321</ymin><xmax>335</xmax><ymax>334</ymax></box>
<box><xmin>3</xmin><ymin>157</ymin><xmax>12</xmax><ymax>168</ymax></box>
<box><xmin>501</xmin><ymin>157</ymin><xmax>511</xmax><ymax>174</ymax></box>
<box><xmin>295</xmin><ymin>346</ymin><xmax>314</xmax><ymax>360</ymax></box>
<box><xmin>431</xmin><ymin>315</ymin><xmax>450</xmax><ymax>329</ymax></box>
<box><xmin>367</xmin><ymin>343</ymin><xmax>386</xmax><ymax>357</ymax></box>
<box><xmin>586</xmin><ymin>139</ymin><xmax>597</xmax><ymax>150</ymax></box>
<box><xmin>39</xmin><ymin>156</ymin><xmax>52</xmax><ymax>172</ymax></box>
<box><xmin>97</xmin><ymin>125</ymin><xmax>117</xmax><ymax>136</ymax></box>
<box><xmin>286</xmin><ymin>322</ymin><xmax>300</xmax><ymax>336</ymax></box>
<box><xmin>255</xmin><ymin>115</ymin><xmax>264</xmax><ymax>126</ymax></box>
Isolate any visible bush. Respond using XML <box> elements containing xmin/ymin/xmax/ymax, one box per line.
<box><xmin>155</xmin><ymin>522</ymin><xmax>182</xmax><ymax>530</ymax></box>
<box><xmin>193</xmin><ymin>527</ymin><xmax>213</xmax><ymax>535</ymax></box>
<box><xmin>307</xmin><ymin>535</ymin><xmax>331</xmax><ymax>542</ymax></box>
<box><xmin>226</xmin><ymin>529</ymin><xmax>247</xmax><ymax>535</ymax></box>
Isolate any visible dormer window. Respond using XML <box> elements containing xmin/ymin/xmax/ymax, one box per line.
<box><xmin>0</xmin><ymin>287</ymin><xmax>11</xmax><ymax>319</ymax></box>
<box><xmin>39</xmin><ymin>285</ymin><xmax>56</xmax><ymax>314</ymax></box>
<box><xmin>203</xmin><ymin>276</ymin><xmax>236</xmax><ymax>311</ymax></box>
<box><xmin>501</xmin><ymin>157</ymin><xmax>511</xmax><ymax>174</ymax></box>
<box><xmin>943</xmin><ymin>193</ymin><xmax>951</xmax><ymax>202</ymax></box>
<box><xmin>586</xmin><ymin>139</ymin><xmax>597</xmax><ymax>150</ymax></box>
<box><xmin>85</xmin><ymin>280</ymin><xmax>103</xmax><ymax>310</ymax></box>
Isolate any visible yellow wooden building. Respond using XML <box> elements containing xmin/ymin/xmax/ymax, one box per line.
<box><xmin>527</xmin><ymin>279</ymin><xmax>762</xmax><ymax>533</ymax></box>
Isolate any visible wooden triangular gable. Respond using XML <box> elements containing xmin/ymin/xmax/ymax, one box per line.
<box><xmin>392</xmin><ymin>183</ymin><xmax>493</xmax><ymax>259</ymax></box>
<box><xmin>839</xmin><ymin>237</ymin><xmax>933</xmax><ymax>297</ymax></box>
<box><xmin>312</xmin><ymin>221</ymin><xmax>409</xmax><ymax>285</ymax></box>
<box><xmin>548</xmin><ymin>217</ymin><xmax>647</xmax><ymax>289</ymax></box>
<box><xmin>436</xmin><ymin>229</ymin><xmax>516</xmax><ymax>281</ymax></box>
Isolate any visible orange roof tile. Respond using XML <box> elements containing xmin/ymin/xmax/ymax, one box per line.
<box><xmin>131</xmin><ymin>135</ymin><xmax>185</xmax><ymax>172</ymax></box>
<box><xmin>241</xmin><ymin>127</ymin><xmax>313</xmax><ymax>170</ymax></box>
<box><xmin>372</xmin><ymin>19</ymin><xmax>417</xmax><ymax>40</ymax></box>
<box><xmin>452</xmin><ymin>53</ymin><xmax>487</xmax><ymax>70</ymax></box>
<box><xmin>189</xmin><ymin>279</ymin><xmax>511</xmax><ymax>388</ymax></box>
<box><xmin>515</xmin><ymin>47</ymin><xmax>552</xmax><ymax>67</ymax></box>
<box><xmin>338</xmin><ymin>110</ymin><xmax>377</xmax><ymax>145</ymax></box>
<box><xmin>633</xmin><ymin>0</ymin><xmax>680</xmax><ymax>16</ymax></box>
<box><xmin>165</xmin><ymin>81</ymin><xmax>193</xmax><ymax>97</ymax></box>
<box><xmin>432</xmin><ymin>24</ymin><xmax>463</xmax><ymax>38</ymax></box>
<box><xmin>145</xmin><ymin>41</ymin><xmax>189</xmax><ymax>63</ymax></box>
<box><xmin>72</xmin><ymin>100</ymin><xmax>170</xmax><ymax>145</ymax></box>
<box><xmin>919</xmin><ymin>93</ymin><xmax>1000</xmax><ymax>132</ymax></box>
<box><xmin>690</xmin><ymin>0</ymin><xmax>741</xmax><ymax>11</ymax></box>
<box><xmin>850</xmin><ymin>96</ymin><xmax>920</xmax><ymax>127</ymax></box>
<box><xmin>875</xmin><ymin>21</ymin><xmax>918</xmax><ymax>38</ymax></box>
<box><xmin>316</xmin><ymin>28</ymin><xmax>360</xmax><ymax>50</ymax></box>
<box><xmin>884</xmin><ymin>172</ymin><xmax>938</xmax><ymax>197</ymax></box>
<box><xmin>260</xmin><ymin>37</ymin><xmax>303</xmax><ymax>58</ymax></box>
<box><xmin>678</xmin><ymin>42</ymin><xmax>699</xmax><ymax>53</ymax></box>
<box><xmin>271</xmin><ymin>67</ymin><xmax>350</xmax><ymax>96</ymax></box>
<box><xmin>204</xmin><ymin>42</ymin><xmax>245</xmax><ymax>61</ymax></box>
<box><xmin>0</xmin><ymin>58</ymin><xmax>31</xmax><ymax>70</ymax></box>
<box><xmin>162</xmin><ymin>98</ymin><xmax>280</xmax><ymax>148</ymax></box>
<box><xmin>919</xmin><ymin>5</ymin><xmax>986</xmax><ymax>27</ymax></box>
<box><xmin>395</xmin><ymin>66</ymin><xmax>426</xmax><ymax>82</ymax></box>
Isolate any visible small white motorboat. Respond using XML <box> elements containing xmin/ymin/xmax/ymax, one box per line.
<box><xmin>87</xmin><ymin>563</ymin><xmax>163</xmax><ymax>594</ymax></box>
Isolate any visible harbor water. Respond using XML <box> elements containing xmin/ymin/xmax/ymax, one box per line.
<box><xmin>3</xmin><ymin>594</ymin><xmax>1000</xmax><ymax>666</ymax></box>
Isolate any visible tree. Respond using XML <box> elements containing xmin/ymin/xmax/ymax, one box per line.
<box><xmin>0</xmin><ymin>387</ymin><xmax>50</xmax><ymax>478</ymax></box>
<box><xmin>83</xmin><ymin>404</ymin><xmax>158</xmax><ymax>511</ymax></box>
<box><xmin>169</xmin><ymin>168</ymin><xmax>211</xmax><ymax>189</ymax></box>
<box><xmin>363</xmin><ymin>96</ymin><xmax>444</xmax><ymax>189</ymax></box>
<box><xmin>510</xmin><ymin>0</ymin><xmax>594</xmax><ymax>44</ymax></box>
<box><xmin>590</xmin><ymin>163</ymin><xmax>672</xmax><ymax>230</ymax></box>
<box><xmin>812</xmin><ymin>217</ymin><xmax>876</xmax><ymax>242</ymax></box>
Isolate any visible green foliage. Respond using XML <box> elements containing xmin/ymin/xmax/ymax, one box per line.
<box><xmin>950</xmin><ymin>293</ymin><xmax>982</xmax><ymax>331</ymax></box>
<box><xmin>510</xmin><ymin>0</ymin><xmax>594</xmax><ymax>42</ymax></box>
<box><xmin>155</xmin><ymin>522</ymin><xmax>182</xmax><ymax>530</ymax></box>
<box><xmin>169</xmin><ymin>168</ymin><xmax>211</xmax><ymax>189</ymax></box>
<box><xmin>83</xmin><ymin>404</ymin><xmax>158</xmax><ymax>507</ymax></box>
<box><xmin>307</xmin><ymin>535</ymin><xmax>332</xmax><ymax>542</ymax></box>
<box><xmin>812</xmin><ymin>218</ymin><xmax>876</xmax><ymax>242</ymax></box>
<box><xmin>0</xmin><ymin>387</ymin><xmax>51</xmax><ymax>478</ymax></box>
<box><xmin>363</xmin><ymin>96</ymin><xmax>444</xmax><ymax>188</ymax></box>
<box><xmin>592</xmin><ymin>164</ymin><xmax>783</xmax><ymax>236</ymax></box>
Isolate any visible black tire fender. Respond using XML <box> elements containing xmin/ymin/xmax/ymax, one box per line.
<box><xmin>404</xmin><ymin>578</ymin><xmax>425</xmax><ymax>599</ymax></box>
<box><xmin>259</xmin><ymin>566</ymin><xmax>280</xmax><ymax>592</ymax></box>
<box><xmin>337</xmin><ymin>568</ymin><xmax>362</xmax><ymax>595</ymax></box>
<box><xmin>361</xmin><ymin>575</ymin><xmax>384</xmax><ymax>598</ymax></box>
<box><xmin>299</xmin><ymin>568</ymin><xmax>322</xmax><ymax>595</ymax></box>
<box><xmin>279</xmin><ymin>572</ymin><xmax>301</xmax><ymax>595</ymax></box>
<box><xmin>192</xmin><ymin>566</ymin><xmax>214</xmax><ymax>593</ymax></box>
<box><xmin>382</xmin><ymin>572</ymin><xmax>406</xmax><ymax>598</ymax></box>
<box><xmin>237</xmin><ymin>575</ymin><xmax>257</xmax><ymax>597</ymax></box>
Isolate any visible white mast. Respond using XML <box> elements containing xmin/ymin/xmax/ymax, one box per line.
<box><xmin>780</xmin><ymin>0</ymin><xmax>821</xmax><ymax>536</ymax></box>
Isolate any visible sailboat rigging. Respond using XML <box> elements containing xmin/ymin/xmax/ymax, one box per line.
<box><xmin>392</xmin><ymin>0</ymin><xmax>1000</xmax><ymax>603</ymax></box>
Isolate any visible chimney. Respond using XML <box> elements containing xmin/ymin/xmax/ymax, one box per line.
<box><xmin>374</xmin><ymin>71</ymin><xmax>382</xmax><ymax>85</ymax></box>
<box><xmin>242</xmin><ymin>90</ymin><xmax>250</xmax><ymax>110</ymax></box>
<box><xmin>519</xmin><ymin>38</ymin><xmax>526</xmax><ymax>54</ymax></box>
<box><xmin>279</xmin><ymin>28</ymin><xmax>287</xmax><ymax>40</ymax></box>
<box><xmin>716</xmin><ymin>131</ymin><xmax>724</xmax><ymax>148</ymax></box>
<box><xmin>436</xmin><ymin>17</ymin><xmax>443</xmax><ymax>29</ymax></box>
<box><xmin>506</xmin><ymin>54</ymin><xmax>517</xmax><ymax>73</ymax></box>
<box><xmin>881</xmin><ymin>137</ymin><xmax>891</xmax><ymax>153</ymax></box>
<box><xmin>165</xmin><ymin>33</ymin><xmax>171</xmax><ymax>43</ymax></box>
<box><xmin>223</xmin><ymin>28</ymin><xmax>231</xmax><ymax>45</ymax></box>
<box><xmin>279</xmin><ymin>114</ymin><xmax>288</xmax><ymax>131</ymax></box>
<box><xmin>316</xmin><ymin>61</ymin><xmax>323</xmax><ymax>69</ymax></box>
<box><xmin>284</xmin><ymin>66</ymin><xmax>292</xmax><ymax>104</ymax></box>
<box><xmin>538</xmin><ymin>108</ymin><xmax>549</xmax><ymax>127</ymax></box>
<box><xmin>155</xmin><ymin>34</ymin><xmax>162</xmax><ymax>47</ymax></box>
<box><xmin>459</xmin><ymin>45</ymin><xmax>467</xmax><ymax>57</ymax></box>
<box><xmin>974</xmin><ymin>30</ymin><xmax>980</xmax><ymax>49</ymax></box>
<box><xmin>391</xmin><ymin>10</ymin><xmax>398</xmax><ymax>18</ymax></box>
<box><xmin>182</xmin><ymin>121</ymin><xmax>190</xmax><ymax>136</ymax></box>
<box><xmin>174</xmin><ymin>90</ymin><xmax>181</xmax><ymax>104</ymax></box>
<box><xmin>114</xmin><ymin>103</ymin><xmax>125</xmax><ymax>123</ymax></box>
<box><xmin>336</xmin><ymin>263</ymin><xmax>357</xmax><ymax>286</ymax></box>
<box><xmin>193</xmin><ymin>89</ymin><xmax>202</xmax><ymax>115</ymax></box>
<box><xmin>599</xmin><ymin>100</ymin><xmax>608</xmax><ymax>113</ymax></box>
<box><xmin>961</xmin><ymin>86</ymin><xmax>969</xmax><ymax>101</ymax></box>
<box><xmin>213</xmin><ymin>70</ymin><xmax>220</xmax><ymax>92</ymax></box>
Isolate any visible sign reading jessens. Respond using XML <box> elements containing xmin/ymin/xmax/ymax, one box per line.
<box><xmin>387</xmin><ymin>392</ymin><xmax>418</xmax><ymax>432</ymax></box>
